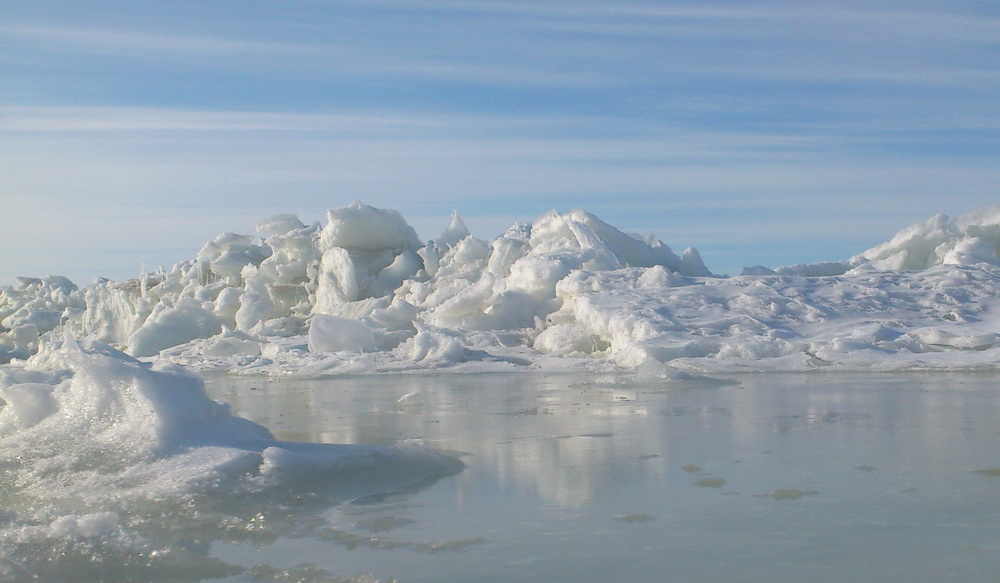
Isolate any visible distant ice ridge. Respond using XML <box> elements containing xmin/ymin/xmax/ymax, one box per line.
<box><xmin>750</xmin><ymin>205</ymin><xmax>1000</xmax><ymax>276</ymax></box>
<box><xmin>2</xmin><ymin>202</ymin><xmax>1000</xmax><ymax>373</ymax></box>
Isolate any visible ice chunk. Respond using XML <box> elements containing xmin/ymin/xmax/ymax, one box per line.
<box><xmin>314</xmin><ymin>247</ymin><xmax>361</xmax><ymax>308</ymax></box>
<box><xmin>634</xmin><ymin>359</ymin><xmax>694</xmax><ymax>381</ymax></box>
<box><xmin>256</xmin><ymin>213</ymin><xmax>306</xmax><ymax>236</ymax></box>
<box><xmin>397</xmin><ymin>326</ymin><xmax>469</xmax><ymax>364</ymax></box>
<box><xmin>395</xmin><ymin>390</ymin><xmax>424</xmax><ymax>408</ymax></box>
<box><xmin>48</xmin><ymin>512</ymin><xmax>123</xmax><ymax>539</ymax></box>
<box><xmin>127</xmin><ymin>297</ymin><xmax>224</xmax><ymax>357</ymax></box>
<box><xmin>308</xmin><ymin>314</ymin><xmax>377</xmax><ymax>353</ymax></box>
<box><xmin>681</xmin><ymin>247</ymin><xmax>712</xmax><ymax>277</ymax></box>
<box><xmin>941</xmin><ymin>237</ymin><xmax>998</xmax><ymax>266</ymax></box>
<box><xmin>319</xmin><ymin>201</ymin><xmax>421</xmax><ymax>252</ymax></box>
<box><xmin>197</xmin><ymin>233</ymin><xmax>269</xmax><ymax>285</ymax></box>
<box><xmin>775</xmin><ymin>261</ymin><xmax>853</xmax><ymax>277</ymax></box>
<box><xmin>741</xmin><ymin>265</ymin><xmax>778</xmax><ymax>276</ymax></box>
<box><xmin>0</xmin><ymin>276</ymin><xmax>82</xmax><ymax>363</ymax></box>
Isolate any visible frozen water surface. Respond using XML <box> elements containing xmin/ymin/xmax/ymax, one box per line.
<box><xmin>195</xmin><ymin>371</ymin><xmax>1000</xmax><ymax>583</ymax></box>
<box><xmin>3</xmin><ymin>339</ymin><xmax>1000</xmax><ymax>581</ymax></box>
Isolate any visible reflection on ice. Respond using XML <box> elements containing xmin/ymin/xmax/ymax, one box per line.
<box><xmin>204</xmin><ymin>371</ymin><xmax>1000</xmax><ymax>583</ymax></box>
<box><xmin>756</xmin><ymin>488</ymin><xmax>820</xmax><ymax>500</ymax></box>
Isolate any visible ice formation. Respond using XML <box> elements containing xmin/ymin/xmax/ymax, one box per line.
<box><xmin>0</xmin><ymin>335</ymin><xmax>462</xmax><ymax>578</ymax></box>
<box><xmin>3</xmin><ymin>201</ymin><xmax>1000</xmax><ymax>374</ymax></box>
<box><xmin>762</xmin><ymin>205</ymin><xmax>1000</xmax><ymax>276</ymax></box>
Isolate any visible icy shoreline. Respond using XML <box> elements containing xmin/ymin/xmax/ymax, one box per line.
<box><xmin>3</xmin><ymin>202</ymin><xmax>1000</xmax><ymax>375</ymax></box>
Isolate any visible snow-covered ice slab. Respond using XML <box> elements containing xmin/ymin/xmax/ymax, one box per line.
<box><xmin>0</xmin><ymin>337</ymin><xmax>462</xmax><ymax>580</ymax></box>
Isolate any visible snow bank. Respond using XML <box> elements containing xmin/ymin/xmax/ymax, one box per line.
<box><xmin>4</xmin><ymin>202</ymin><xmax>1000</xmax><ymax>374</ymax></box>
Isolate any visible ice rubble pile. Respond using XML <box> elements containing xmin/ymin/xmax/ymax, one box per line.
<box><xmin>3</xmin><ymin>202</ymin><xmax>1000</xmax><ymax>373</ymax></box>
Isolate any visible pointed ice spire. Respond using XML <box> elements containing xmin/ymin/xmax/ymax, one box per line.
<box><xmin>680</xmin><ymin>247</ymin><xmax>712</xmax><ymax>277</ymax></box>
<box><xmin>436</xmin><ymin>210</ymin><xmax>471</xmax><ymax>248</ymax></box>
<box><xmin>63</xmin><ymin>329</ymin><xmax>81</xmax><ymax>352</ymax></box>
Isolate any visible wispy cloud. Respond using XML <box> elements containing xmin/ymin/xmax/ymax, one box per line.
<box><xmin>6</xmin><ymin>24</ymin><xmax>309</xmax><ymax>57</ymax></box>
<box><xmin>4</xmin><ymin>23</ymin><xmax>605</xmax><ymax>89</ymax></box>
<box><xmin>1</xmin><ymin>106</ymin><xmax>445</xmax><ymax>133</ymax></box>
<box><xmin>9</xmin><ymin>3</ymin><xmax>996</xmax><ymax>92</ymax></box>
<box><xmin>5</xmin><ymin>103</ymin><xmax>996</xmax><ymax>156</ymax></box>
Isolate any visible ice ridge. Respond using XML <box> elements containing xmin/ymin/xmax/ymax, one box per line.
<box><xmin>2</xmin><ymin>202</ymin><xmax>1000</xmax><ymax>373</ymax></box>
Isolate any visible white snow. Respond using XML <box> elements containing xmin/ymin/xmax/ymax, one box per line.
<box><xmin>2</xmin><ymin>202</ymin><xmax>1000</xmax><ymax>374</ymax></box>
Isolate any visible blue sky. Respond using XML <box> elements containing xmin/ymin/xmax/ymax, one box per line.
<box><xmin>2</xmin><ymin>0</ymin><xmax>998</xmax><ymax>284</ymax></box>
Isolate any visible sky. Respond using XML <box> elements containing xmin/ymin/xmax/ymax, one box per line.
<box><xmin>2</xmin><ymin>0</ymin><xmax>998</xmax><ymax>285</ymax></box>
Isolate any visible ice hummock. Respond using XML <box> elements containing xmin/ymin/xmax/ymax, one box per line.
<box><xmin>762</xmin><ymin>205</ymin><xmax>1000</xmax><ymax>276</ymax></box>
<box><xmin>3</xmin><ymin>201</ymin><xmax>1000</xmax><ymax>373</ymax></box>
<box><xmin>0</xmin><ymin>335</ymin><xmax>463</xmax><ymax>579</ymax></box>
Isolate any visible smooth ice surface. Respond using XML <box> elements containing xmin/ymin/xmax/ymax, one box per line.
<box><xmin>212</xmin><ymin>372</ymin><xmax>1000</xmax><ymax>581</ymax></box>
<box><xmin>5</xmin><ymin>203</ymin><xmax>1000</xmax><ymax>374</ymax></box>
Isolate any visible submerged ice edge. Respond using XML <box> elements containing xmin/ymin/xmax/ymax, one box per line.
<box><xmin>2</xmin><ymin>202</ymin><xmax>1000</xmax><ymax>375</ymax></box>
<box><xmin>0</xmin><ymin>338</ymin><xmax>464</xmax><ymax>580</ymax></box>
